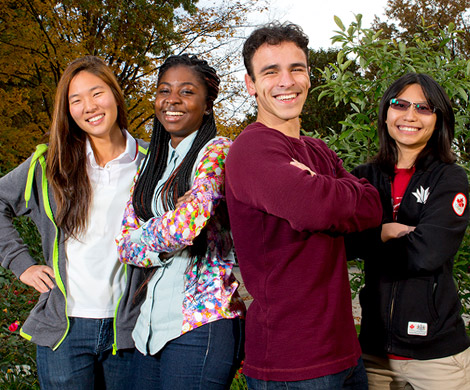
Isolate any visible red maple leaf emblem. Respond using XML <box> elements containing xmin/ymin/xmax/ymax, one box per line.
<box><xmin>409</xmin><ymin>324</ymin><xmax>414</xmax><ymax>329</ymax></box>
<box><xmin>457</xmin><ymin>198</ymin><xmax>464</xmax><ymax>208</ymax></box>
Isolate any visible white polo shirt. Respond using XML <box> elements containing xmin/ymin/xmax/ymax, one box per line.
<box><xmin>65</xmin><ymin>130</ymin><xmax>143</xmax><ymax>318</ymax></box>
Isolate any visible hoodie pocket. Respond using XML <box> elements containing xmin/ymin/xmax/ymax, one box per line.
<box><xmin>392</xmin><ymin>277</ymin><xmax>439</xmax><ymax>342</ymax></box>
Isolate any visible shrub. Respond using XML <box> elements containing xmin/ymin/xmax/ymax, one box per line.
<box><xmin>316</xmin><ymin>15</ymin><xmax>470</xmax><ymax>321</ymax></box>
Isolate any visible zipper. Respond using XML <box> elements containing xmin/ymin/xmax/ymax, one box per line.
<box><xmin>387</xmin><ymin>281</ymin><xmax>398</xmax><ymax>352</ymax></box>
<box><xmin>112</xmin><ymin>264</ymin><xmax>128</xmax><ymax>355</ymax></box>
<box><xmin>112</xmin><ymin>145</ymin><xmax>146</xmax><ymax>354</ymax></box>
<box><xmin>23</xmin><ymin>149</ymin><xmax>70</xmax><ymax>350</ymax></box>
<box><xmin>37</xmin><ymin>155</ymin><xmax>70</xmax><ymax>351</ymax></box>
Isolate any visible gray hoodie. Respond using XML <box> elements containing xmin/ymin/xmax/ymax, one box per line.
<box><xmin>0</xmin><ymin>140</ymin><xmax>147</xmax><ymax>351</ymax></box>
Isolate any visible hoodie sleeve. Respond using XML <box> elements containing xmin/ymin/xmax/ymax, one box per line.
<box><xmin>384</xmin><ymin>164</ymin><xmax>469</xmax><ymax>274</ymax></box>
<box><xmin>0</xmin><ymin>156</ymin><xmax>39</xmax><ymax>278</ymax></box>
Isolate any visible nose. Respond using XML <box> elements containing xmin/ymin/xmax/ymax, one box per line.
<box><xmin>403</xmin><ymin>104</ymin><xmax>418</xmax><ymax>120</ymax></box>
<box><xmin>84</xmin><ymin>97</ymin><xmax>98</xmax><ymax>113</ymax></box>
<box><xmin>278</xmin><ymin>70</ymin><xmax>295</xmax><ymax>88</ymax></box>
<box><xmin>166</xmin><ymin>90</ymin><xmax>181</xmax><ymax>104</ymax></box>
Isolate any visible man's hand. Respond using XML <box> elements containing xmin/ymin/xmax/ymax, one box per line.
<box><xmin>381</xmin><ymin>222</ymin><xmax>416</xmax><ymax>242</ymax></box>
<box><xmin>20</xmin><ymin>265</ymin><xmax>55</xmax><ymax>293</ymax></box>
<box><xmin>290</xmin><ymin>159</ymin><xmax>316</xmax><ymax>176</ymax></box>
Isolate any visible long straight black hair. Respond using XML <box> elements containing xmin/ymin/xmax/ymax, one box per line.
<box><xmin>375</xmin><ymin>73</ymin><xmax>456</xmax><ymax>175</ymax></box>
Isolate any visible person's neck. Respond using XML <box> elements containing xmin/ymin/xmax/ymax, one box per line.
<box><xmin>396</xmin><ymin>146</ymin><xmax>422</xmax><ymax>169</ymax></box>
<box><xmin>257</xmin><ymin>116</ymin><xmax>301</xmax><ymax>139</ymax></box>
<box><xmin>89</xmin><ymin>129</ymin><xmax>127</xmax><ymax>167</ymax></box>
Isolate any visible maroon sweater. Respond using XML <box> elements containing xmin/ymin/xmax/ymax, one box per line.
<box><xmin>225</xmin><ymin>123</ymin><xmax>381</xmax><ymax>381</ymax></box>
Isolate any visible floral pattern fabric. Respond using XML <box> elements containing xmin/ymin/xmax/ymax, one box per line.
<box><xmin>116</xmin><ymin>136</ymin><xmax>244</xmax><ymax>333</ymax></box>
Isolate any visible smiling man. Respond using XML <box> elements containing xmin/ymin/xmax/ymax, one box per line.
<box><xmin>225</xmin><ymin>22</ymin><xmax>382</xmax><ymax>389</ymax></box>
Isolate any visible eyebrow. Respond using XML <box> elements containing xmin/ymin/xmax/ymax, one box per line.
<box><xmin>259</xmin><ymin>62</ymin><xmax>308</xmax><ymax>74</ymax></box>
<box><xmin>395</xmin><ymin>98</ymin><xmax>430</xmax><ymax>104</ymax></box>
<box><xmin>68</xmin><ymin>85</ymin><xmax>104</xmax><ymax>100</ymax></box>
<box><xmin>158</xmin><ymin>81</ymin><xmax>198</xmax><ymax>88</ymax></box>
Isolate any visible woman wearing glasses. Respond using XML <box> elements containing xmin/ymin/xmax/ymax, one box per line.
<box><xmin>347</xmin><ymin>73</ymin><xmax>470</xmax><ymax>389</ymax></box>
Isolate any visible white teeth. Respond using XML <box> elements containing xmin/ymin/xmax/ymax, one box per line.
<box><xmin>88</xmin><ymin>114</ymin><xmax>104</xmax><ymax>123</ymax></box>
<box><xmin>166</xmin><ymin>111</ymin><xmax>184</xmax><ymax>116</ymax></box>
<box><xmin>399</xmin><ymin>126</ymin><xmax>419</xmax><ymax>132</ymax></box>
<box><xmin>276</xmin><ymin>94</ymin><xmax>297</xmax><ymax>101</ymax></box>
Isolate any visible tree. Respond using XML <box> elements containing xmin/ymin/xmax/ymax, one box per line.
<box><xmin>316</xmin><ymin>14</ymin><xmax>470</xmax><ymax>169</ymax></box>
<box><xmin>301</xmin><ymin>48</ymin><xmax>358</xmax><ymax>138</ymax></box>
<box><xmin>0</xmin><ymin>0</ymin><xmax>263</xmax><ymax>170</ymax></box>
<box><xmin>372</xmin><ymin>0</ymin><xmax>470</xmax><ymax>59</ymax></box>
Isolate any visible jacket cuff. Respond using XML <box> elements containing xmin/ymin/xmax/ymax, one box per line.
<box><xmin>9</xmin><ymin>252</ymin><xmax>38</xmax><ymax>279</ymax></box>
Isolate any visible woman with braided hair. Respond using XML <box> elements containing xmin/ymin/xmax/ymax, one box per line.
<box><xmin>116</xmin><ymin>54</ymin><xmax>245</xmax><ymax>389</ymax></box>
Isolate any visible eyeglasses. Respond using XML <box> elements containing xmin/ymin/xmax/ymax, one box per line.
<box><xmin>389</xmin><ymin>98</ymin><xmax>436</xmax><ymax>115</ymax></box>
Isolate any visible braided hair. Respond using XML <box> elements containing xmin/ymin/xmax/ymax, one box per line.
<box><xmin>132</xmin><ymin>54</ymin><xmax>220</xmax><ymax>259</ymax></box>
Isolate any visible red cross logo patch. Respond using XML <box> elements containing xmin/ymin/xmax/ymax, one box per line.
<box><xmin>452</xmin><ymin>193</ymin><xmax>467</xmax><ymax>216</ymax></box>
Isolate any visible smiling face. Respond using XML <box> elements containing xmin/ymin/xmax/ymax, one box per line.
<box><xmin>68</xmin><ymin>71</ymin><xmax>121</xmax><ymax>141</ymax></box>
<box><xmin>245</xmin><ymin>41</ymin><xmax>311</xmax><ymax>136</ymax></box>
<box><xmin>386</xmin><ymin>83</ymin><xmax>437</xmax><ymax>161</ymax></box>
<box><xmin>154</xmin><ymin>65</ymin><xmax>208</xmax><ymax>148</ymax></box>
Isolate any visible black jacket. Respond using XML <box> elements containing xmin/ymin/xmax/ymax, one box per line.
<box><xmin>347</xmin><ymin>157</ymin><xmax>470</xmax><ymax>359</ymax></box>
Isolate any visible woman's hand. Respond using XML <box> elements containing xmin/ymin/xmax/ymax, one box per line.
<box><xmin>175</xmin><ymin>190</ymin><xmax>194</xmax><ymax>208</ymax></box>
<box><xmin>381</xmin><ymin>222</ymin><xmax>416</xmax><ymax>242</ymax></box>
<box><xmin>20</xmin><ymin>265</ymin><xmax>55</xmax><ymax>293</ymax></box>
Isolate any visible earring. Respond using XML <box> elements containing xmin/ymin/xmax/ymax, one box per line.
<box><xmin>205</xmin><ymin>110</ymin><xmax>211</xmax><ymax>115</ymax></box>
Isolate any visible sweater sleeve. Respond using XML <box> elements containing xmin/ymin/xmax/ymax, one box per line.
<box><xmin>226</xmin><ymin>126</ymin><xmax>381</xmax><ymax>234</ymax></box>
<box><xmin>116</xmin><ymin>137</ymin><xmax>231</xmax><ymax>267</ymax></box>
<box><xmin>324</xmin><ymin>146</ymin><xmax>383</xmax><ymax>233</ymax></box>
<box><xmin>345</xmin><ymin>164</ymin><xmax>387</xmax><ymax>261</ymax></box>
<box><xmin>0</xmin><ymin>157</ymin><xmax>39</xmax><ymax>278</ymax></box>
<box><xmin>384</xmin><ymin>164</ymin><xmax>469</xmax><ymax>274</ymax></box>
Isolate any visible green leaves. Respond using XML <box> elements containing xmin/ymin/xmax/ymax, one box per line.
<box><xmin>334</xmin><ymin>15</ymin><xmax>345</xmax><ymax>31</ymax></box>
<box><xmin>0</xmin><ymin>217</ymin><xmax>41</xmax><ymax>388</ymax></box>
<box><xmin>315</xmin><ymin>15</ymin><xmax>470</xmax><ymax>168</ymax></box>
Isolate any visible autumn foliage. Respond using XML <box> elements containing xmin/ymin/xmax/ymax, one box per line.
<box><xmin>0</xmin><ymin>0</ymin><xmax>263</xmax><ymax>171</ymax></box>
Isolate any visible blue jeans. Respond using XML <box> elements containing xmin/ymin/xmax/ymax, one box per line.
<box><xmin>36</xmin><ymin>317</ymin><xmax>134</xmax><ymax>390</ymax></box>
<box><xmin>131</xmin><ymin>318</ymin><xmax>245</xmax><ymax>390</ymax></box>
<box><xmin>246</xmin><ymin>357</ymin><xmax>368</xmax><ymax>390</ymax></box>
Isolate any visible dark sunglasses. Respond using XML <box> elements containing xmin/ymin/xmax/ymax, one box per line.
<box><xmin>389</xmin><ymin>98</ymin><xmax>436</xmax><ymax>115</ymax></box>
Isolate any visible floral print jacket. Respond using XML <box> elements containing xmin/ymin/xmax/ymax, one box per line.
<box><xmin>116</xmin><ymin>136</ymin><xmax>244</xmax><ymax>335</ymax></box>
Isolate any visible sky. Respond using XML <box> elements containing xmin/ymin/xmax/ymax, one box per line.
<box><xmin>251</xmin><ymin>0</ymin><xmax>390</xmax><ymax>50</ymax></box>
<box><xmin>196</xmin><ymin>0</ymin><xmax>392</xmax><ymax>116</ymax></box>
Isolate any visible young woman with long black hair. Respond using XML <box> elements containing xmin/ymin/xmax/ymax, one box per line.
<box><xmin>348</xmin><ymin>73</ymin><xmax>470</xmax><ymax>389</ymax></box>
<box><xmin>116</xmin><ymin>54</ymin><xmax>245</xmax><ymax>390</ymax></box>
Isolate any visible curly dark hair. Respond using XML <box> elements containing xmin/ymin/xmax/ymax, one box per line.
<box><xmin>242</xmin><ymin>21</ymin><xmax>309</xmax><ymax>80</ymax></box>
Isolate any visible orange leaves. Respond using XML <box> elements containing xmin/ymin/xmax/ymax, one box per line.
<box><xmin>0</xmin><ymin>0</ymin><xmax>266</xmax><ymax>170</ymax></box>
